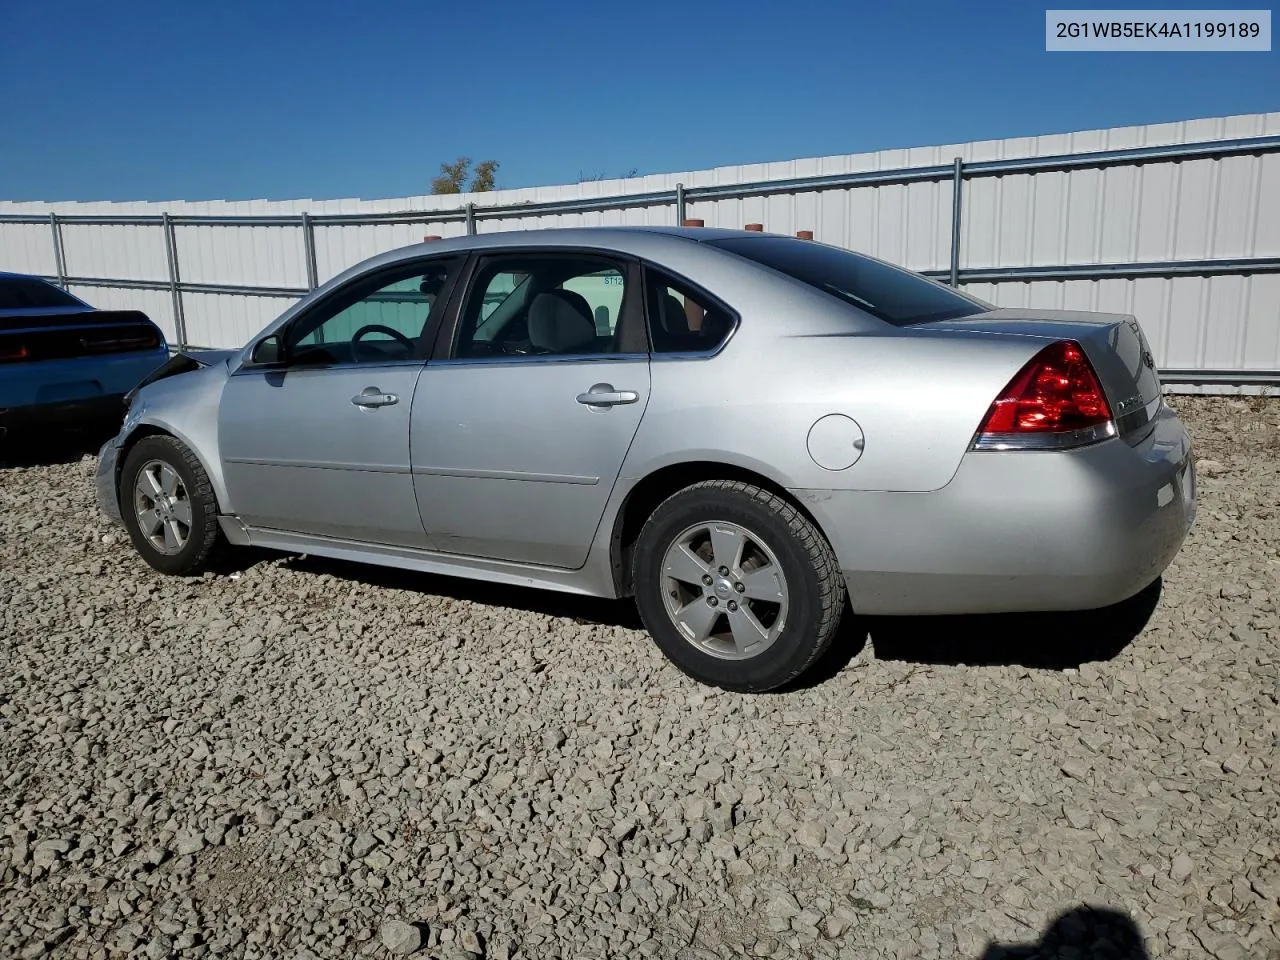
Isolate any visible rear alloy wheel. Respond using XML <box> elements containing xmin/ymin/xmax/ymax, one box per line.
<box><xmin>119</xmin><ymin>435</ymin><xmax>221</xmax><ymax>575</ymax></box>
<box><xmin>633</xmin><ymin>480</ymin><xmax>845</xmax><ymax>692</ymax></box>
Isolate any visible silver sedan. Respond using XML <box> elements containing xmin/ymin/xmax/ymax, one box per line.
<box><xmin>96</xmin><ymin>227</ymin><xmax>1196</xmax><ymax>691</ymax></box>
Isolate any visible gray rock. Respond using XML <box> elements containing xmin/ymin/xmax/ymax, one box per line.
<box><xmin>542</xmin><ymin>727</ymin><xmax>566</xmax><ymax>750</ymax></box>
<box><xmin>1196</xmin><ymin>458</ymin><xmax>1227</xmax><ymax>477</ymax></box>
<box><xmin>380</xmin><ymin>919</ymin><xmax>425</xmax><ymax>955</ymax></box>
<box><xmin>796</xmin><ymin>821</ymin><xmax>826</xmax><ymax>849</ymax></box>
<box><xmin>1171</xmin><ymin>853</ymin><xmax>1195</xmax><ymax>881</ymax></box>
<box><xmin>765</xmin><ymin>893</ymin><xmax>801</xmax><ymax>919</ymax></box>
<box><xmin>351</xmin><ymin>833</ymin><xmax>378</xmax><ymax>859</ymax></box>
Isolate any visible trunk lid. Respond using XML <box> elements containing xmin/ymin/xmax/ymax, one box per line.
<box><xmin>918</xmin><ymin>308</ymin><xmax>1164</xmax><ymax>444</ymax></box>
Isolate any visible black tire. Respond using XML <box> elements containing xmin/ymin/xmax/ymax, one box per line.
<box><xmin>119</xmin><ymin>435</ymin><xmax>222</xmax><ymax>575</ymax></box>
<box><xmin>632</xmin><ymin>480</ymin><xmax>846</xmax><ymax>692</ymax></box>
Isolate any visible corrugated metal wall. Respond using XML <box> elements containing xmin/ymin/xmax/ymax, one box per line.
<box><xmin>2</xmin><ymin>111</ymin><xmax>1278</xmax><ymax>385</ymax></box>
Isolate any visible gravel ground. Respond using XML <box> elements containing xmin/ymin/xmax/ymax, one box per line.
<box><xmin>1</xmin><ymin>396</ymin><xmax>1278</xmax><ymax>960</ymax></box>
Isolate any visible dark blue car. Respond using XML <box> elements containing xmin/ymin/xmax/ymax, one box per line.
<box><xmin>0</xmin><ymin>272</ymin><xmax>168</xmax><ymax>438</ymax></box>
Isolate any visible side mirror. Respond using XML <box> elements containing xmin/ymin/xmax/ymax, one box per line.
<box><xmin>250</xmin><ymin>334</ymin><xmax>283</xmax><ymax>366</ymax></box>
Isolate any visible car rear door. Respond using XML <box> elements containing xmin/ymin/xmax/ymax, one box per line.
<box><xmin>218</xmin><ymin>256</ymin><xmax>463</xmax><ymax>547</ymax></box>
<box><xmin>411</xmin><ymin>250</ymin><xmax>650</xmax><ymax>568</ymax></box>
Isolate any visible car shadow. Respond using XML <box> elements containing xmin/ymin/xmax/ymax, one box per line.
<box><xmin>867</xmin><ymin>578</ymin><xmax>1162</xmax><ymax>669</ymax></box>
<box><xmin>791</xmin><ymin>579</ymin><xmax>1161</xmax><ymax>689</ymax></box>
<box><xmin>978</xmin><ymin>904</ymin><xmax>1151</xmax><ymax>959</ymax></box>
<box><xmin>0</xmin><ymin>425</ymin><xmax>119</xmax><ymax>469</ymax></box>
<box><xmin>268</xmin><ymin>553</ymin><xmax>1159</xmax><ymax>684</ymax></box>
<box><xmin>278</xmin><ymin>553</ymin><xmax>645</xmax><ymax>629</ymax></box>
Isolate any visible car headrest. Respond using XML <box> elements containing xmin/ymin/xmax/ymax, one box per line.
<box><xmin>660</xmin><ymin>293</ymin><xmax>690</xmax><ymax>334</ymax></box>
<box><xmin>528</xmin><ymin>290</ymin><xmax>597</xmax><ymax>353</ymax></box>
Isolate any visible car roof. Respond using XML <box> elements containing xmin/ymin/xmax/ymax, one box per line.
<box><xmin>324</xmin><ymin>225</ymin><xmax>785</xmax><ymax>287</ymax></box>
<box><xmin>386</xmin><ymin>225</ymin><xmax>764</xmax><ymax>254</ymax></box>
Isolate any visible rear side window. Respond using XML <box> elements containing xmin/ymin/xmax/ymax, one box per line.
<box><xmin>645</xmin><ymin>270</ymin><xmax>736</xmax><ymax>355</ymax></box>
<box><xmin>0</xmin><ymin>277</ymin><xmax>84</xmax><ymax>310</ymax></box>
<box><xmin>708</xmin><ymin>236</ymin><xmax>989</xmax><ymax>327</ymax></box>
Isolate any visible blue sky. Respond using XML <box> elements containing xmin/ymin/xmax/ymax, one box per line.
<box><xmin>2</xmin><ymin>0</ymin><xmax>1276</xmax><ymax>202</ymax></box>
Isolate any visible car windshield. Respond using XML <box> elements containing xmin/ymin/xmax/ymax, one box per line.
<box><xmin>0</xmin><ymin>276</ymin><xmax>85</xmax><ymax>310</ymax></box>
<box><xmin>708</xmin><ymin>236</ymin><xmax>990</xmax><ymax>327</ymax></box>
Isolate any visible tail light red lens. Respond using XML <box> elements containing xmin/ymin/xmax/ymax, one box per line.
<box><xmin>0</xmin><ymin>343</ymin><xmax>29</xmax><ymax>363</ymax></box>
<box><xmin>973</xmin><ymin>340</ymin><xmax>1115</xmax><ymax>450</ymax></box>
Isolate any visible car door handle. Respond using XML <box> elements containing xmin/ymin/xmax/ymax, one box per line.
<box><xmin>351</xmin><ymin>387</ymin><xmax>399</xmax><ymax>408</ymax></box>
<box><xmin>576</xmin><ymin>383</ymin><xmax>639</xmax><ymax>407</ymax></box>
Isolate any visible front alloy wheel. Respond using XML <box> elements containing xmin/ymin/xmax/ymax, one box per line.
<box><xmin>119</xmin><ymin>435</ymin><xmax>221</xmax><ymax>575</ymax></box>
<box><xmin>132</xmin><ymin>459</ymin><xmax>193</xmax><ymax>555</ymax></box>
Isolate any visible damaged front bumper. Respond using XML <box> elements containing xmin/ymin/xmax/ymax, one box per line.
<box><xmin>95</xmin><ymin>435</ymin><xmax>124</xmax><ymax>526</ymax></box>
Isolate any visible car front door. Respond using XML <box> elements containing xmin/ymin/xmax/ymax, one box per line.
<box><xmin>218</xmin><ymin>256</ymin><xmax>462</xmax><ymax>547</ymax></box>
<box><xmin>411</xmin><ymin>251</ymin><xmax>650</xmax><ymax>568</ymax></box>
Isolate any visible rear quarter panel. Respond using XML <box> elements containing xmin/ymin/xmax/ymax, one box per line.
<box><xmin>623</xmin><ymin>322</ymin><xmax>1046</xmax><ymax>493</ymax></box>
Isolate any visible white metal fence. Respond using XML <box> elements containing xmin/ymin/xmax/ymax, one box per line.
<box><xmin>2</xmin><ymin>111</ymin><xmax>1278</xmax><ymax>388</ymax></box>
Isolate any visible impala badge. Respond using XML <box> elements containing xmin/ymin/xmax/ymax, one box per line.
<box><xmin>1116</xmin><ymin>394</ymin><xmax>1145</xmax><ymax>414</ymax></box>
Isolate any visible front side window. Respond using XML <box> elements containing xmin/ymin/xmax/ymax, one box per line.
<box><xmin>455</xmin><ymin>255</ymin><xmax>633</xmax><ymax>359</ymax></box>
<box><xmin>646</xmin><ymin>270</ymin><xmax>736</xmax><ymax>354</ymax></box>
<box><xmin>284</xmin><ymin>257</ymin><xmax>461</xmax><ymax>366</ymax></box>
<box><xmin>708</xmin><ymin>236</ymin><xmax>989</xmax><ymax>327</ymax></box>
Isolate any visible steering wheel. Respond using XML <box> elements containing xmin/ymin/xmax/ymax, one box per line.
<box><xmin>351</xmin><ymin>324</ymin><xmax>416</xmax><ymax>360</ymax></box>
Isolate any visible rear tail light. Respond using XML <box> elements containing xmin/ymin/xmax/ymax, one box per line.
<box><xmin>0</xmin><ymin>323</ymin><xmax>160</xmax><ymax>363</ymax></box>
<box><xmin>972</xmin><ymin>340</ymin><xmax>1116</xmax><ymax>451</ymax></box>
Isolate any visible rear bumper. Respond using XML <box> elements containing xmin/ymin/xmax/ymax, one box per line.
<box><xmin>0</xmin><ymin>394</ymin><xmax>126</xmax><ymax>432</ymax></box>
<box><xmin>796</xmin><ymin>403</ymin><xmax>1196</xmax><ymax>615</ymax></box>
<box><xmin>0</xmin><ymin>348</ymin><xmax>169</xmax><ymax>420</ymax></box>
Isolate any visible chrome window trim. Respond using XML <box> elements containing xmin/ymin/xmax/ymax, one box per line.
<box><xmin>648</xmin><ymin>320</ymin><xmax>739</xmax><ymax>361</ymax></box>
<box><xmin>229</xmin><ymin>357</ymin><xmax>427</xmax><ymax>377</ymax></box>
<box><xmin>428</xmin><ymin>352</ymin><xmax>650</xmax><ymax>368</ymax></box>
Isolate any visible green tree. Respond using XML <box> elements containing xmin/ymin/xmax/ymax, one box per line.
<box><xmin>431</xmin><ymin>156</ymin><xmax>500</xmax><ymax>195</ymax></box>
<box><xmin>471</xmin><ymin>159</ymin><xmax>499</xmax><ymax>192</ymax></box>
<box><xmin>431</xmin><ymin>157</ymin><xmax>471</xmax><ymax>195</ymax></box>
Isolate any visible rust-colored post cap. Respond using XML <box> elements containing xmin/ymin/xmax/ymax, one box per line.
<box><xmin>682</xmin><ymin>218</ymin><xmax>704</xmax><ymax>228</ymax></box>
<box><xmin>796</xmin><ymin>230</ymin><xmax>814</xmax><ymax>240</ymax></box>
<box><xmin>745</xmin><ymin>223</ymin><xmax>764</xmax><ymax>232</ymax></box>
<box><xmin>423</xmin><ymin>234</ymin><xmax>443</xmax><ymax>241</ymax></box>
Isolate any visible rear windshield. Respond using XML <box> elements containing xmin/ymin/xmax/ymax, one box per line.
<box><xmin>708</xmin><ymin>236</ymin><xmax>989</xmax><ymax>327</ymax></box>
<box><xmin>0</xmin><ymin>277</ymin><xmax>84</xmax><ymax>310</ymax></box>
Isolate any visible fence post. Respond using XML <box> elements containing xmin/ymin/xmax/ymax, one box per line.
<box><xmin>949</xmin><ymin>156</ymin><xmax>963</xmax><ymax>287</ymax></box>
<box><xmin>745</xmin><ymin>223</ymin><xmax>764</xmax><ymax>232</ymax></box>
<box><xmin>675</xmin><ymin>183</ymin><xmax>686</xmax><ymax>226</ymax></box>
<box><xmin>301</xmin><ymin>212</ymin><xmax>319</xmax><ymax>290</ymax></box>
<box><xmin>161</xmin><ymin>213</ymin><xmax>188</xmax><ymax>351</ymax></box>
<box><xmin>465</xmin><ymin>203</ymin><xmax>477</xmax><ymax>236</ymax></box>
<box><xmin>49</xmin><ymin>213</ymin><xmax>67</xmax><ymax>289</ymax></box>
